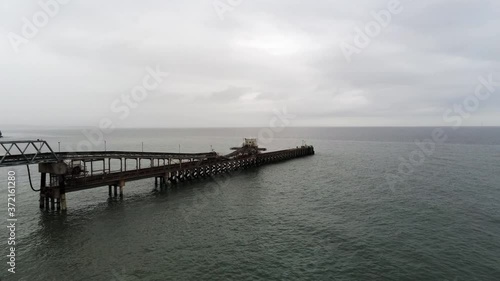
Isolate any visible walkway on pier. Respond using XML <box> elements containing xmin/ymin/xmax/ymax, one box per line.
<box><xmin>0</xmin><ymin>140</ymin><xmax>217</xmax><ymax>167</ymax></box>
<box><xmin>0</xmin><ymin>139</ymin><xmax>315</xmax><ymax>211</ymax></box>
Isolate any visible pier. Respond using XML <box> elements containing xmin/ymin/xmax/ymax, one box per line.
<box><xmin>1</xmin><ymin>139</ymin><xmax>314</xmax><ymax>211</ymax></box>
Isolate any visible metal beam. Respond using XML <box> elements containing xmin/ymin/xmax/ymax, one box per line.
<box><xmin>0</xmin><ymin>140</ymin><xmax>218</xmax><ymax>167</ymax></box>
<box><xmin>0</xmin><ymin>140</ymin><xmax>59</xmax><ymax>167</ymax></box>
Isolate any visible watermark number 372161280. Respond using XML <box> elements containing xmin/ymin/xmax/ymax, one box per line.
<box><xmin>7</xmin><ymin>171</ymin><xmax>17</xmax><ymax>274</ymax></box>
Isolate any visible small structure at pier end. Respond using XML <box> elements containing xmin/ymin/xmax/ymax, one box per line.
<box><xmin>0</xmin><ymin>139</ymin><xmax>314</xmax><ymax>211</ymax></box>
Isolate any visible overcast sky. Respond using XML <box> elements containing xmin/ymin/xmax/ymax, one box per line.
<box><xmin>1</xmin><ymin>0</ymin><xmax>499</xmax><ymax>128</ymax></box>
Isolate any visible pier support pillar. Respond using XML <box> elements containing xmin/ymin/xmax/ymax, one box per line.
<box><xmin>162</xmin><ymin>173</ymin><xmax>169</xmax><ymax>188</ymax></box>
<box><xmin>160</xmin><ymin>177</ymin><xmax>166</xmax><ymax>189</ymax></box>
<box><xmin>53</xmin><ymin>186</ymin><xmax>61</xmax><ymax>211</ymax></box>
<box><xmin>39</xmin><ymin>194</ymin><xmax>45</xmax><ymax>209</ymax></box>
<box><xmin>61</xmin><ymin>194</ymin><xmax>67</xmax><ymax>211</ymax></box>
<box><xmin>39</xmin><ymin>173</ymin><xmax>46</xmax><ymax>209</ymax></box>
<box><xmin>59</xmin><ymin>176</ymin><xmax>66</xmax><ymax>211</ymax></box>
<box><xmin>109</xmin><ymin>185</ymin><xmax>112</xmax><ymax>197</ymax></box>
<box><xmin>114</xmin><ymin>185</ymin><xmax>118</xmax><ymax>197</ymax></box>
<box><xmin>119</xmin><ymin>180</ymin><xmax>125</xmax><ymax>198</ymax></box>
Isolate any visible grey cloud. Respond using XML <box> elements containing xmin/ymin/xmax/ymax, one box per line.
<box><xmin>0</xmin><ymin>0</ymin><xmax>499</xmax><ymax>127</ymax></box>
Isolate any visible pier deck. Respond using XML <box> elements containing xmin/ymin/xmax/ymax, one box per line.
<box><xmin>0</xmin><ymin>139</ymin><xmax>314</xmax><ymax>211</ymax></box>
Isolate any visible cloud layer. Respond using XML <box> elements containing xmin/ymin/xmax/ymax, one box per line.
<box><xmin>1</xmin><ymin>0</ymin><xmax>499</xmax><ymax>127</ymax></box>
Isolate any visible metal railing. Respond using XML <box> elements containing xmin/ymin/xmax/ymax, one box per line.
<box><xmin>0</xmin><ymin>140</ymin><xmax>59</xmax><ymax>167</ymax></box>
<box><xmin>0</xmin><ymin>140</ymin><xmax>219</xmax><ymax>167</ymax></box>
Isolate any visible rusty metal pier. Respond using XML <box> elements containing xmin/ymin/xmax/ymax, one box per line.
<box><xmin>1</xmin><ymin>139</ymin><xmax>314</xmax><ymax>211</ymax></box>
